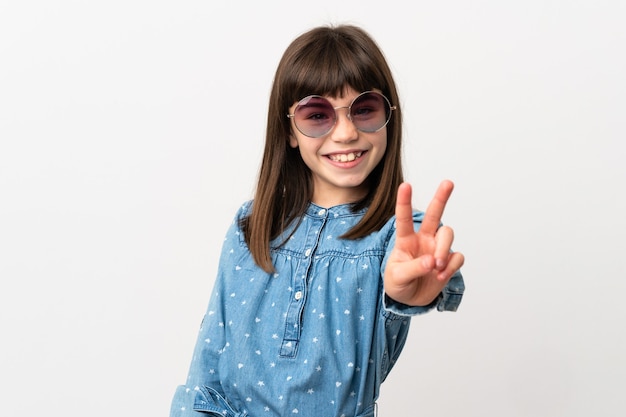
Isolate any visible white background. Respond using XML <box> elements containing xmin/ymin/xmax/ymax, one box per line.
<box><xmin>1</xmin><ymin>1</ymin><xmax>625</xmax><ymax>416</ymax></box>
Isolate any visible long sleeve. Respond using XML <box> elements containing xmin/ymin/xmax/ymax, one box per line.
<box><xmin>169</xmin><ymin>271</ymin><xmax>228</xmax><ymax>416</ymax></box>
<box><xmin>169</xmin><ymin>209</ymin><xmax>246</xmax><ymax>417</ymax></box>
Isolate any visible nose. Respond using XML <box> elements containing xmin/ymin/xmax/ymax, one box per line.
<box><xmin>330</xmin><ymin>107</ymin><xmax>358</xmax><ymax>142</ymax></box>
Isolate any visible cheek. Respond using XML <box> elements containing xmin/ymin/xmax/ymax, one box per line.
<box><xmin>376</xmin><ymin>134</ymin><xmax>388</xmax><ymax>157</ymax></box>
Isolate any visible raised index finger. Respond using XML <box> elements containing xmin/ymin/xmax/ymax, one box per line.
<box><xmin>419</xmin><ymin>180</ymin><xmax>454</xmax><ymax>236</ymax></box>
<box><xmin>395</xmin><ymin>182</ymin><xmax>416</xmax><ymax>238</ymax></box>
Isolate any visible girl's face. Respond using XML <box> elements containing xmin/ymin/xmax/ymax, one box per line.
<box><xmin>288</xmin><ymin>87</ymin><xmax>387</xmax><ymax>208</ymax></box>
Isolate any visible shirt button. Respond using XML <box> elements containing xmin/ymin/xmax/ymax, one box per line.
<box><xmin>304</xmin><ymin>248</ymin><xmax>311</xmax><ymax>257</ymax></box>
<box><xmin>318</xmin><ymin>209</ymin><xmax>326</xmax><ymax>216</ymax></box>
<box><xmin>294</xmin><ymin>291</ymin><xmax>303</xmax><ymax>301</ymax></box>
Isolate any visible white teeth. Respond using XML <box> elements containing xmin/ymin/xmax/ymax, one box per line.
<box><xmin>329</xmin><ymin>152</ymin><xmax>362</xmax><ymax>162</ymax></box>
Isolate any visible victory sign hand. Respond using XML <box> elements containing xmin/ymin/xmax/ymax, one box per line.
<box><xmin>384</xmin><ymin>180</ymin><xmax>465</xmax><ymax>306</ymax></box>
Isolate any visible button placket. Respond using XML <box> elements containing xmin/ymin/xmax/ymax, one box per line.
<box><xmin>279</xmin><ymin>210</ymin><xmax>328</xmax><ymax>358</ymax></box>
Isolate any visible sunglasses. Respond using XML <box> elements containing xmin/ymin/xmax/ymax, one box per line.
<box><xmin>287</xmin><ymin>91</ymin><xmax>396</xmax><ymax>138</ymax></box>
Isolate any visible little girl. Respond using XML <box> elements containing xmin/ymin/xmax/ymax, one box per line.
<box><xmin>170</xmin><ymin>24</ymin><xmax>465</xmax><ymax>417</ymax></box>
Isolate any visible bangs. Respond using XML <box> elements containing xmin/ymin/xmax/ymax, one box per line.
<box><xmin>283</xmin><ymin>35</ymin><xmax>388</xmax><ymax>103</ymax></box>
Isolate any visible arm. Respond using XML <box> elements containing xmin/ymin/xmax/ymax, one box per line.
<box><xmin>169</xmin><ymin>279</ymin><xmax>227</xmax><ymax>417</ymax></box>
<box><xmin>170</xmin><ymin>205</ymin><xmax>250</xmax><ymax>417</ymax></box>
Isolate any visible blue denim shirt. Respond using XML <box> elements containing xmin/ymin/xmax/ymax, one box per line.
<box><xmin>170</xmin><ymin>201</ymin><xmax>464</xmax><ymax>417</ymax></box>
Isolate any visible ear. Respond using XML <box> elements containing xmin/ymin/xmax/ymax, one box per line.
<box><xmin>289</xmin><ymin>134</ymin><xmax>299</xmax><ymax>148</ymax></box>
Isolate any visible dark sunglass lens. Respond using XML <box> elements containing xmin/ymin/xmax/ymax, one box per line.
<box><xmin>294</xmin><ymin>96</ymin><xmax>336</xmax><ymax>137</ymax></box>
<box><xmin>350</xmin><ymin>92</ymin><xmax>390</xmax><ymax>132</ymax></box>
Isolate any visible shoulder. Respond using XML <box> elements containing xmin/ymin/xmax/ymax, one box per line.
<box><xmin>220</xmin><ymin>200</ymin><xmax>253</xmax><ymax>237</ymax></box>
<box><xmin>233</xmin><ymin>200</ymin><xmax>254</xmax><ymax>220</ymax></box>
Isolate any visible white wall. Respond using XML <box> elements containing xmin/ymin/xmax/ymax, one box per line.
<box><xmin>1</xmin><ymin>1</ymin><xmax>624</xmax><ymax>416</ymax></box>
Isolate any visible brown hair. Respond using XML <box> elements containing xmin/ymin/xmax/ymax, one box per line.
<box><xmin>242</xmin><ymin>24</ymin><xmax>404</xmax><ymax>272</ymax></box>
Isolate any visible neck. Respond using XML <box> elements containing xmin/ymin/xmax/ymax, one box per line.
<box><xmin>311</xmin><ymin>185</ymin><xmax>368</xmax><ymax>208</ymax></box>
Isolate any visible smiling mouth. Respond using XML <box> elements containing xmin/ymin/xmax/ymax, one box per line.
<box><xmin>327</xmin><ymin>151</ymin><xmax>364</xmax><ymax>162</ymax></box>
